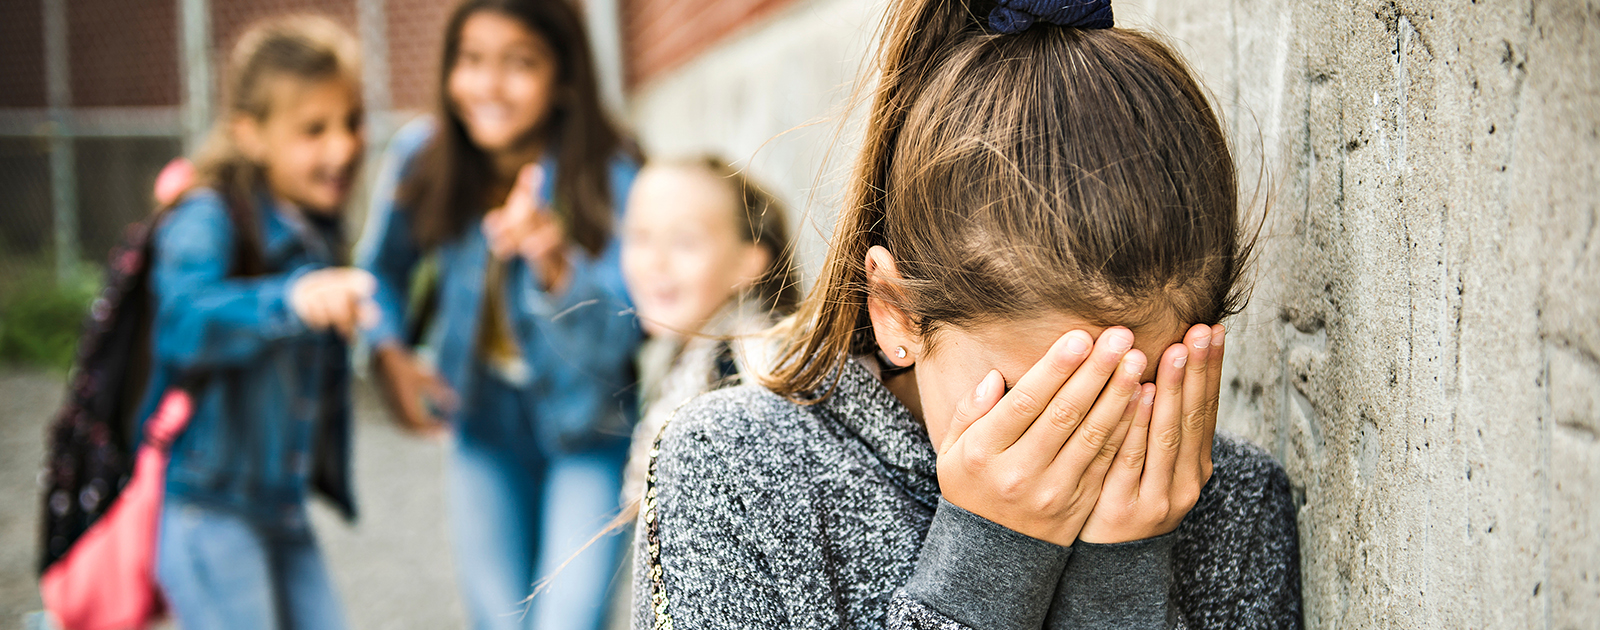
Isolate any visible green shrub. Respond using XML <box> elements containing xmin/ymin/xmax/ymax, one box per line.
<box><xmin>0</xmin><ymin>264</ymin><xmax>100</xmax><ymax>370</ymax></box>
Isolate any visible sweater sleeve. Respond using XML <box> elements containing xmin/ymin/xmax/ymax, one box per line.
<box><xmin>636</xmin><ymin>420</ymin><xmax>1069</xmax><ymax>630</ymax></box>
<box><xmin>903</xmin><ymin>499</ymin><xmax>1074</xmax><ymax>629</ymax></box>
<box><xmin>1044</xmin><ymin>532</ymin><xmax>1187</xmax><ymax>630</ymax></box>
<box><xmin>1048</xmin><ymin>436</ymin><xmax>1303</xmax><ymax>630</ymax></box>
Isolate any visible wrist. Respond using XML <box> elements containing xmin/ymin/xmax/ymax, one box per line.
<box><xmin>905</xmin><ymin>499</ymin><xmax>1073</xmax><ymax>630</ymax></box>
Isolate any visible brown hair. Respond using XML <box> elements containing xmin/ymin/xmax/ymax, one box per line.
<box><xmin>179</xmin><ymin>15</ymin><xmax>362</xmax><ymax>274</ymax></box>
<box><xmin>766</xmin><ymin>0</ymin><xmax>1252</xmax><ymax>399</ymax></box>
<box><xmin>402</xmin><ymin>0</ymin><xmax>638</xmax><ymax>253</ymax></box>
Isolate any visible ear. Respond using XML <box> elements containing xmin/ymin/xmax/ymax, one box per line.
<box><xmin>864</xmin><ymin>245</ymin><xmax>920</xmax><ymax>367</ymax></box>
<box><xmin>232</xmin><ymin>114</ymin><xmax>266</xmax><ymax>162</ymax></box>
<box><xmin>733</xmin><ymin>243</ymin><xmax>771</xmax><ymax>292</ymax></box>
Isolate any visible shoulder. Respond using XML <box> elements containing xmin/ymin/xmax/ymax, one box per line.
<box><xmin>1180</xmin><ymin>431</ymin><xmax>1297</xmax><ymax>547</ymax></box>
<box><xmin>1207</xmin><ymin>432</ymin><xmax>1294</xmax><ymax>505</ymax></box>
<box><xmin>1172</xmin><ymin>437</ymin><xmax>1304</xmax><ymax>625</ymax></box>
<box><xmin>654</xmin><ymin>384</ymin><xmax>817</xmax><ymax>484</ymax></box>
<box><xmin>658</xmin><ymin>384</ymin><xmax>811</xmax><ymax>453</ymax></box>
<box><xmin>375</xmin><ymin>116</ymin><xmax>439</xmax><ymax>188</ymax></box>
<box><xmin>158</xmin><ymin>188</ymin><xmax>233</xmax><ymax>247</ymax></box>
<box><xmin>386</xmin><ymin>116</ymin><xmax>438</xmax><ymax>164</ymax></box>
<box><xmin>607</xmin><ymin>152</ymin><xmax>640</xmax><ymax>198</ymax></box>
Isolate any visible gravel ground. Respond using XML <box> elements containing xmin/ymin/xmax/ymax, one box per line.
<box><xmin>0</xmin><ymin>368</ymin><xmax>466</xmax><ymax>628</ymax></box>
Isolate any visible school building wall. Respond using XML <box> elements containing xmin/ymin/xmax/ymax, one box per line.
<box><xmin>626</xmin><ymin>0</ymin><xmax>1600</xmax><ymax>628</ymax></box>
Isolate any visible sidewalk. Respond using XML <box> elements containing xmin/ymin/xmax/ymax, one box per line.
<box><xmin>0</xmin><ymin>368</ymin><xmax>465</xmax><ymax>628</ymax></box>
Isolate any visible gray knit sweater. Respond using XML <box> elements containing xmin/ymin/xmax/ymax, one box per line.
<box><xmin>633</xmin><ymin>357</ymin><xmax>1302</xmax><ymax>630</ymax></box>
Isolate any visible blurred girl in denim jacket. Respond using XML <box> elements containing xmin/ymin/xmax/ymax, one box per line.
<box><xmin>143</xmin><ymin>16</ymin><xmax>370</xmax><ymax>630</ymax></box>
<box><xmin>356</xmin><ymin>0</ymin><xmax>641</xmax><ymax>628</ymax></box>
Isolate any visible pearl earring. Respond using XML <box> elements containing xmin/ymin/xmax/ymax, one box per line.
<box><xmin>894</xmin><ymin>346</ymin><xmax>907</xmax><ymax>360</ymax></box>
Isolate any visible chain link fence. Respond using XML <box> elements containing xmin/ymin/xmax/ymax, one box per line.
<box><xmin>0</xmin><ymin>0</ymin><xmax>466</xmax><ymax>369</ymax></box>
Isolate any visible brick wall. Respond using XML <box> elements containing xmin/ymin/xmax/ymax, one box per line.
<box><xmin>385</xmin><ymin>0</ymin><xmax>453</xmax><ymax>111</ymax></box>
<box><xmin>621</xmin><ymin>0</ymin><xmax>803</xmax><ymax>89</ymax></box>
<box><xmin>69</xmin><ymin>0</ymin><xmax>180</xmax><ymax>107</ymax></box>
<box><xmin>0</xmin><ymin>2</ymin><xmax>47</xmax><ymax>108</ymax></box>
<box><xmin>211</xmin><ymin>0</ymin><xmax>358</xmax><ymax>73</ymax></box>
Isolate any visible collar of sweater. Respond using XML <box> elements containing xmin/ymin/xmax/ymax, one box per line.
<box><xmin>812</xmin><ymin>357</ymin><xmax>942</xmax><ymax>510</ymax></box>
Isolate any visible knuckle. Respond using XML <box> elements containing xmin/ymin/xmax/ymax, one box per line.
<box><xmin>1092</xmin><ymin>441</ymin><xmax>1120</xmax><ymax>467</ymax></box>
<box><xmin>1155</xmin><ymin>426</ymin><xmax>1183</xmax><ymax>452</ymax></box>
<box><xmin>1080</xmin><ymin>417</ymin><xmax>1117</xmax><ymax>447</ymax></box>
<box><xmin>1031</xmin><ymin>492</ymin><xmax>1063</xmax><ymax>516</ymax></box>
<box><xmin>1176</xmin><ymin>490</ymin><xmax>1200</xmax><ymax>513</ymax></box>
<box><xmin>1048</xmin><ymin>400</ymin><xmax>1088</xmax><ymax>432</ymax></box>
<box><xmin>1163</xmin><ymin>378</ymin><xmax>1185</xmax><ymax>397</ymax></box>
<box><xmin>961</xmin><ymin>448</ymin><xmax>993</xmax><ymax>473</ymax></box>
<box><xmin>1008</xmin><ymin>389</ymin><xmax>1044</xmax><ymax>414</ymax></box>
<box><xmin>995</xmin><ymin>471</ymin><xmax>1029</xmax><ymax>499</ymax></box>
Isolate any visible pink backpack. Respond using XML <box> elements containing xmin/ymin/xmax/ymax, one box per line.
<box><xmin>39</xmin><ymin>389</ymin><xmax>193</xmax><ymax>630</ymax></box>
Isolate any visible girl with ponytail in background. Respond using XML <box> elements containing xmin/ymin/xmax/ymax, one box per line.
<box><xmin>632</xmin><ymin>1</ymin><xmax>1302</xmax><ymax>628</ymax></box>
<box><xmin>148</xmin><ymin>16</ymin><xmax>368</xmax><ymax>629</ymax></box>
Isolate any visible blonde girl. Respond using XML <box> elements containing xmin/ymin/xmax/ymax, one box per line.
<box><xmin>618</xmin><ymin>156</ymin><xmax>801</xmax><ymax>505</ymax></box>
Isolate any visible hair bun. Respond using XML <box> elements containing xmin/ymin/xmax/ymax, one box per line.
<box><xmin>988</xmin><ymin>0</ymin><xmax>1114</xmax><ymax>34</ymax></box>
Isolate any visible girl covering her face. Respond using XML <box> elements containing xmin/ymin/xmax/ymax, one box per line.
<box><xmin>356</xmin><ymin>1</ymin><xmax>643</xmax><ymax>629</ymax></box>
<box><xmin>632</xmin><ymin>1</ymin><xmax>1300</xmax><ymax>629</ymax></box>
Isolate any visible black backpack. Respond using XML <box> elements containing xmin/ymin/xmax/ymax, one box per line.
<box><xmin>37</xmin><ymin>220</ymin><xmax>161</xmax><ymax>574</ymax></box>
<box><xmin>37</xmin><ymin>200</ymin><xmax>355</xmax><ymax>575</ymax></box>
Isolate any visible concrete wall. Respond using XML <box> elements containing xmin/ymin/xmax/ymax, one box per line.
<box><xmin>626</xmin><ymin>1</ymin><xmax>1600</xmax><ymax>627</ymax></box>
<box><xmin>1132</xmin><ymin>1</ymin><xmax>1600</xmax><ymax>627</ymax></box>
<box><xmin>627</xmin><ymin>0</ymin><xmax>883</xmax><ymax>275</ymax></box>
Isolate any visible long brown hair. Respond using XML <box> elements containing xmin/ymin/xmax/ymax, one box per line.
<box><xmin>766</xmin><ymin>0</ymin><xmax>1253</xmax><ymax>399</ymax></box>
<box><xmin>178</xmin><ymin>16</ymin><xmax>361</xmax><ymax>275</ymax></box>
<box><xmin>403</xmin><ymin>0</ymin><xmax>637</xmax><ymax>253</ymax></box>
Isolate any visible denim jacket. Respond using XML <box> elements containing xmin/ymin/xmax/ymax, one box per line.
<box><xmin>357</xmin><ymin>118</ymin><xmax>641</xmax><ymax>453</ymax></box>
<box><xmin>138</xmin><ymin>188</ymin><xmax>355</xmax><ymax>530</ymax></box>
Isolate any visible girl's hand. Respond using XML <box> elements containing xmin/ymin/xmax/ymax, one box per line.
<box><xmin>519</xmin><ymin>210</ymin><xmax>571</xmax><ymax>294</ymax></box>
<box><xmin>1078</xmin><ymin>324</ymin><xmax>1225</xmax><ymax>544</ymax></box>
<box><xmin>288</xmin><ymin>267</ymin><xmax>379</xmax><ymax>339</ymax></box>
<box><xmin>482</xmin><ymin>165</ymin><xmax>571</xmax><ymax>292</ymax></box>
<box><xmin>372</xmin><ymin>344</ymin><xmax>456</xmax><ymax>438</ymax></box>
<box><xmin>936</xmin><ymin>328</ymin><xmax>1149</xmax><ymax>546</ymax></box>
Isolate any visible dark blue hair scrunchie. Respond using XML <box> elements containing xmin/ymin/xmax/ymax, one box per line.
<box><xmin>988</xmin><ymin>0</ymin><xmax>1114</xmax><ymax>34</ymax></box>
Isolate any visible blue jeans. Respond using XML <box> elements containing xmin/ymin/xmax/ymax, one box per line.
<box><xmin>449</xmin><ymin>372</ymin><xmax>628</xmax><ymax>630</ymax></box>
<box><xmin>155</xmin><ymin>500</ymin><xmax>346</xmax><ymax>630</ymax></box>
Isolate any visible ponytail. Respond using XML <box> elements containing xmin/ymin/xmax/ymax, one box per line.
<box><xmin>765</xmin><ymin>0</ymin><xmax>1249</xmax><ymax>400</ymax></box>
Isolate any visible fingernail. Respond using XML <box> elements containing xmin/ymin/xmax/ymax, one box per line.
<box><xmin>975</xmin><ymin>371</ymin><xmax>997</xmax><ymax>400</ymax></box>
<box><xmin>1106</xmin><ymin>328</ymin><xmax>1134</xmax><ymax>353</ymax></box>
<box><xmin>1123</xmin><ymin>355</ymin><xmax>1146</xmax><ymax>375</ymax></box>
<box><xmin>1214</xmin><ymin>327</ymin><xmax>1227</xmax><ymax>347</ymax></box>
<box><xmin>1064</xmin><ymin>334</ymin><xmax>1090</xmax><ymax>356</ymax></box>
<box><xmin>1173</xmin><ymin>352</ymin><xmax>1188</xmax><ymax>369</ymax></box>
<box><xmin>1142</xmin><ymin>390</ymin><xmax>1156</xmax><ymax>406</ymax></box>
<box><xmin>1192</xmin><ymin>331</ymin><xmax>1211</xmax><ymax>350</ymax></box>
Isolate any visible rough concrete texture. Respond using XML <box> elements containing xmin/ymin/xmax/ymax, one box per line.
<box><xmin>631</xmin><ymin>0</ymin><xmax>1599</xmax><ymax>627</ymax></box>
